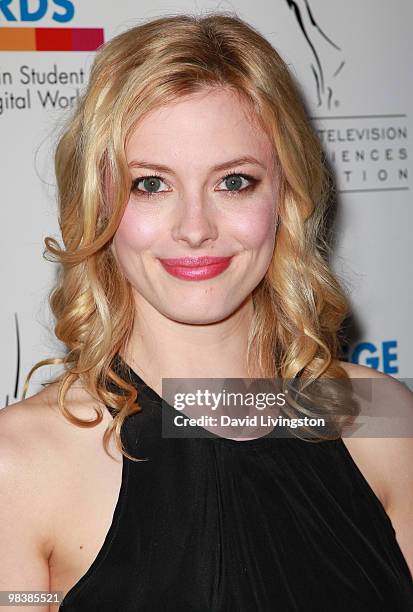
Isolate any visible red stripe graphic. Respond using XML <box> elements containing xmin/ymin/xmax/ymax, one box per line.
<box><xmin>0</xmin><ymin>27</ymin><xmax>104</xmax><ymax>51</ymax></box>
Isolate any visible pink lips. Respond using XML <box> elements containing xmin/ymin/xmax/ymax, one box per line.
<box><xmin>158</xmin><ymin>256</ymin><xmax>233</xmax><ymax>280</ymax></box>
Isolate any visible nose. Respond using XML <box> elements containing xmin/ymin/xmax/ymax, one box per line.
<box><xmin>171</xmin><ymin>195</ymin><xmax>219</xmax><ymax>248</ymax></box>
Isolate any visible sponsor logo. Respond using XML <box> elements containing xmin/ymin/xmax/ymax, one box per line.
<box><xmin>0</xmin><ymin>1</ymin><xmax>103</xmax><ymax>51</ymax></box>
<box><xmin>343</xmin><ymin>339</ymin><xmax>398</xmax><ymax>374</ymax></box>
<box><xmin>287</xmin><ymin>1</ymin><xmax>409</xmax><ymax>194</ymax></box>
<box><xmin>0</xmin><ymin>1</ymin><xmax>103</xmax><ymax>115</ymax></box>
<box><xmin>0</xmin><ymin>0</ymin><xmax>74</xmax><ymax>23</ymax></box>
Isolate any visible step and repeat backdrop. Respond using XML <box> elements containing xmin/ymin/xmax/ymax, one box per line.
<box><xmin>1</xmin><ymin>0</ymin><xmax>412</xmax><ymax>404</ymax></box>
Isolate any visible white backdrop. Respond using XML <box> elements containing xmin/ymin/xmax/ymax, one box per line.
<box><xmin>1</xmin><ymin>0</ymin><xmax>412</xmax><ymax>406</ymax></box>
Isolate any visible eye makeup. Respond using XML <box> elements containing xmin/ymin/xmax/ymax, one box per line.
<box><xmin>130</xmin><ymin>170</ymin><xmax>260</xmax><ymax>199</ymax></box>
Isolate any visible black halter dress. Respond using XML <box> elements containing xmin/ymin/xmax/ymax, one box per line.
<box><xmin>59</xmin><ymin>357</ymin><xmax>413</xmax><ymax>611</ymax></box>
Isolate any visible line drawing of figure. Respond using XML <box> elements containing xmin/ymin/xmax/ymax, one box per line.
<box><xmin>285</xmin><ymin>0</ymin><xmax>345</xmax><ymax>109</ymax></box>
<box><xmin>3</xmin><ymin>313</ymin><xmax>20</xmax><ymax>407</ymax></box>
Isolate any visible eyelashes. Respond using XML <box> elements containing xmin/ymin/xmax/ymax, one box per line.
<box><xmin>130</xmin><ymin>171</ymin><xmax>259</xmax><ymax>199</ymax></box>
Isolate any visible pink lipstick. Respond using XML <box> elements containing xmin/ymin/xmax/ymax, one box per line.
<box><xmin>158</xmin><ymin>256</ymin><xmax>232</xmax><ymax>280</ymax></box>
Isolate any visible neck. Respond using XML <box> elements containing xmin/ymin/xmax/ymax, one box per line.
<box><xmin>122</xmin><ymin>292</ymin><xmax>258</xmax><ymax>395</ymax></box>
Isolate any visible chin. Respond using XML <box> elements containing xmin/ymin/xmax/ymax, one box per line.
<box><xmin>163</xmin><ymin>304</ymin><xmax>237</xmax><ymax>326</ymax></box>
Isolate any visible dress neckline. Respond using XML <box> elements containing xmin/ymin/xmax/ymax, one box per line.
<box><xmin>111</xmin><ymin>353</ymin><xmax>279</xmax><ymax>448</ymax></box>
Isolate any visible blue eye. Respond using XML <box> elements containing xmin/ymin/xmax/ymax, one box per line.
<box><xmin>131</xmin><ymin>175</ymin><xmax>168</xmax><ymax>196</ymax></box>
<box><xmin>219</xmin><ymin>173</ymin><xmax>256</xmax><ymax>194</ymax></box>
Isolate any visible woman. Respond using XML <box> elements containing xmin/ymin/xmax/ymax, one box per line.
<box><xmin>1</xmin><ymin>12</ymin><xmax>412</xmax><ymax>612</ymax></box>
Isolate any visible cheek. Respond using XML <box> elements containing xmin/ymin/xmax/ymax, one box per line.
<box><xmin>232</xmin><ymin>200</ymin><xmax>277</xmax><ymax>248</ymax></box>
<box><xmin>113</xmin><ymin>203</ymin><xmax>157</xmax><ymax>253</ymax></box>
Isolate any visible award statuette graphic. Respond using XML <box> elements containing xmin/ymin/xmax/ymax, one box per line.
<box><xmin>285</xmin><ymin>0</ymin><xmax>345</xmax><ymax>109</ymax></box>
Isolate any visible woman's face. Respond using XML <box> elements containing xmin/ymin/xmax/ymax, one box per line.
<box><xmin>112</xmin><ymin>87</ymin><xmax>279</xmax><ymax>324</ymax></box>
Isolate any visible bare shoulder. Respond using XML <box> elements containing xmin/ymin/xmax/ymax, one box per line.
<box><xmin>337</xmin><ymin>360</ymin><xmax>413</xmax><ymax>507</ymax></box>
<box><xmin>0</xmin><ymin>384</ymin><xmax>67</xmax><ymax>481</ymax></box>
<box><xmin>0</xmin><ymin>383</ymin><xmax>110</xmax><ymax>472</ymax></box>
<box><xmin>0</xmin><ymin>382</ymin><xmax>113</xmax><ymax>558</ymax></box>
<box><xmin>339</xmin><ymin>359</ymin><xmax>399</xmax><ymax>381</ymax></box>
<box><xmin>338</xmin><ymin>359</ymin><xmax>413</xmax><ymax>422</ymax></box>
<box><xmin>0</xmin><ymin>381</ymin><xmax>112</xmax><ymax>446</ymax></box>
<box><xmin>337</xmin><ymin>360</ymin><xmax>413</xmax><ymax>576</ymax></box>
<box><xmin>338</xmin><ymin>358</ymin><xmax>413</xmax><ymax>425</ymax></box>
<box><xmin>0</xmin><ymin>388</ymin><xmax>60</xmax><ymax>564</ymax></box>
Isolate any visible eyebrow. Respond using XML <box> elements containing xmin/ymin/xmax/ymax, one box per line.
<box><xmin>128</xmin><ymin>155</ymin><xmax>266</xmax><ymax>173</ymax></box>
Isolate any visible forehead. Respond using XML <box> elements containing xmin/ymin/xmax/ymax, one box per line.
<box><xmin>125</xmin><ymin>88</ymin><xmax>275</xmax><ymax>168</ymax></box>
